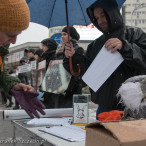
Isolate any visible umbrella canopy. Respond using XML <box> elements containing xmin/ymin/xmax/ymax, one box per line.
<box><xmin>26</xmin><ymin>0</ymin><xmax>125</xmax><ymax>28</ymax></box>
<box><xmin>26</xmin><ymin>0</ymin><xmax>125</xmax><ymax>76</ymax></box>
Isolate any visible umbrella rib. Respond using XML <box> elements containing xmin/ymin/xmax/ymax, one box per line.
<box><xmin>26</xmin><ymin>0</ymin><xmax>31</xmax><ymax>4</ymax></box>
<box><xmin>48</xmin><ymin>0</ymin><xmax>56</xmax><ymax>27</ymax></box>
<box><xmin>77</xmin><ymin>0</ymin><xmax>87</xmax><ymax>25</ymax></box>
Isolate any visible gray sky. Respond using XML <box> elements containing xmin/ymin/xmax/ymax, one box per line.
<box><xmin>10</xmin><ymin>22</ymin><xmax>49</xmax><ymax>48</ymax></box>
<box><xmin>10</xmin><ymin>22</ymin><xmax>102</xmax><ymax>48</ymax></box>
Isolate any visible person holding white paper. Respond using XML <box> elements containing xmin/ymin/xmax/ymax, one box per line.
<box><xmin>63</xmin><ymin>0</ymin><xmax>146</xmax><ymax>119</ymax></box>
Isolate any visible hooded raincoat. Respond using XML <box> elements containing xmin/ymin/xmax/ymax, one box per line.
<box><xmin>63</xmin><ymin>0</ymin><xmax>146</xmax><ymax>108</ymax></box>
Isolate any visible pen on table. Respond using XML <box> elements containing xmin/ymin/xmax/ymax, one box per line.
<box><xmin>73</xmin><ymin>124</ymin><xmax>88</xmax><ymax>126</ymax></box>
<box><xmin>46</xmin><ymin>125</ymin><xmax>63</xmax><ymax>128</ymax></box>
<box><xmin>80</xmin><ymin>127</ymin><xmax>86</xmax><ymax>130</ymax></box>
<box><xmin>73</xmin><ymin>124</ymin><xmax>88</xmax><ymax>130</ymax></box>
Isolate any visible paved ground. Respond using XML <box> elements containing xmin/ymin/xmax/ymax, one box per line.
<box><xmin>0</xmin><ymin>101</ymin><xmax>35</xmax><ymax>146</ymax></box>
<box><xmin>0</xmin><ymin>97</ymin><xmax>15</xmax><ymax>144</ymax></box>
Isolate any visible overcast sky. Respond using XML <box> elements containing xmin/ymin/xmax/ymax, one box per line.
<box><xmin>10</xmin><ymin>22</ymin><xmax>49</xmax><ymax>48</ymax></box>
<box><xmin>10</xmin><ymin>22</ymin><xmax>102</xmax><ymax>49</ymax></box>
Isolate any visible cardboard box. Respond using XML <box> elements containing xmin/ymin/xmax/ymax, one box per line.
<box><xmin>86</xmin><ymin>119</ymin><xmax>146</xmax><ymax>146</ymax></box>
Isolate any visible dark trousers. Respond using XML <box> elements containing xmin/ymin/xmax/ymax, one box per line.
<box><xmin>1</xmin><ymin>91</ymin><xmax>12</xmax><ymax>105</ymax></box>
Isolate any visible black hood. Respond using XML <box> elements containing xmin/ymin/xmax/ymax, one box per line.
<box><xmin>87</xmin><ymin>0</ymin><xmax>124</xmax><ymax>34</ymax></box>
<box><xmin>41</xmin><ymin>38</ymin><xmax>57</xmax><ymax>51</ymax></box>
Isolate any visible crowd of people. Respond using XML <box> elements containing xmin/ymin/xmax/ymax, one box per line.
<box><xmin>0</xmin><ymin>0</ymin><xmax>146</xmax><ymax>120</ymax></box>
<box><xmin>1</xmin><ymin>25</ymin><xmax>84</xmax><ymax>110</ymax></box>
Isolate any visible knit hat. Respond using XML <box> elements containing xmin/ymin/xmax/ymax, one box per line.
<box><xmin>62</xmin><ymin>26</ymin><xmax>80</xmax><ymax>41</ymax></box>
<box><xmin>25</xmin><ymin>49</ymin><xmax>35</xmax><ymax>54</ymax></box>
<box><xmin>20</xmin><ymin>56</ymin><xmax>28</xmax><ymax>64</ymax></box>
<box><xmin>34</xmin><ymin>49</ymin><xmax>43</xmax><ymax>58</ymax></box>
<box><xmin>0</xmin><ymin>0</ymin><xmax>30</xmax><ymax>32</ymax></box>
<box><xmin>41</xmin><ymin>38</ymin><xmax>57</xmax><ymax>51</ymax></box>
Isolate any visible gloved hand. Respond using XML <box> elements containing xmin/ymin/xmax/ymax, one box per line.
<box><xmin>10</xmin><ymin>89</ymin><xmax>46</xmax><ymax>118</ymax></box>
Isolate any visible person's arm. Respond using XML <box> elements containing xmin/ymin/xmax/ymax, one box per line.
<box><xmin>63</xmin><ymin>42</ymin><xmax>86</xmax><ymax>76</ymax></box>
<box><xmin>12</xmin><ymin>83</ymin><xmax>34</xmax><ymax>91</ymax></box>
<box><xmin>0</xmin><ymin>44</ymin><xmax>34</xmax><ymax>94</ymax></box>
<box><xmin>0</xmin><ymin>45</ymin><xmax>45</xmax><ymax>118</ymax></box>
<box><xmin>0</xmin><ymin>67</ymin><xmax>21</xmax><ymax>94</ymax></box>
<box><xmin>119</xmin><ymin>27</ymin><xmax>146</xmax><ymax>69</ymax></box>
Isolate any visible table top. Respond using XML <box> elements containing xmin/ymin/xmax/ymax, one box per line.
<box><xmin>12</xmin><ymin>119</ymin><xmax>86</xmax><ymax>146</ymax></box>
<box><xmin>12</xmin><ymin>108</ymin><xmax>97</xmax><ymax>146</ymax></box>
<box><xmin>29</xmin><ymin>126</ymin><xmax>85</xmax><ymax>146</ymax></box>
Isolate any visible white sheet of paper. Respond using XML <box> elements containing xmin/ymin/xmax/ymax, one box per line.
<box><xmin>82</xmin><ymin>45</ymin><xmax>124</xmax><ymax>92</ymax></box>
<box><xmin>26</xmin><ymin>117</ymin><xmax>72</xmax><ymax>126</ymax></box>
<box><xmin>39</xmin><ymin>125</ymin><xmax>85</xmax><ymax>142</ymax></box>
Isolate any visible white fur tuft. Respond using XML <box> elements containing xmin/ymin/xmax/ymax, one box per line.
<box><xmin>117</xmin><ymin>82</ymin><xmax>144</xmax><ymax>112</ymax></box>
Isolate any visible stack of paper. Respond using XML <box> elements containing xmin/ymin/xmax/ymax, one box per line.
<box><xmin>26</xmin><ymin>118</ymin><xmax>72</xmax><ymax>126</ymax></box>
<box><xmin>39</xmin><ymin>125</ymin><xmax>85</xmax><ymax>142</ymax></box>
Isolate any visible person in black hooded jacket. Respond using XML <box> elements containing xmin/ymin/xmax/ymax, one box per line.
<box><xmin>41</xmin><ymin>38</ymin><xmax>57</xmax><ymax>70</ymax></box>
<box><xmin>63</xmin><ymin>0</ymin><xmax>146</xmax><ymax>119</ymax></box>
<box><xmin>39</xmin><ymin>38</ymin><xmax>58</xmax><ymax>108</ymax></box>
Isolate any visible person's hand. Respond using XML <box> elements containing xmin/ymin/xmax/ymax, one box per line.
<box><xmin>65</xmin><ymin>42</ymin><xmax>75</xmax><ymax>58</ymax></box>
<box><xmin>10</xmin><ymin>89</ymin><xmax>46</xmax><ymax>119</ymax></box>
<box><xmin>105</xmin><ymin>38</ymin><xmax>123</xmax><ymax>53</ymax></box>
<box><xmin>12</xmin><ymin>83</ymin><xmax>34</xmax><ymax>92</ymax></box>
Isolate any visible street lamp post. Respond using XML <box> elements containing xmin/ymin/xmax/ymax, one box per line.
<box><xmin>131</xmin><ymin>3</ymin><xmax>146</xmax><ymax>26</ymax></box>
<box><xmin>122</xmin><ymin>5</ymin><xmax>126</xmax><ymax>24</ymax></box>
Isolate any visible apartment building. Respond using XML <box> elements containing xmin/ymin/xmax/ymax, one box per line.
<box><xmin>124</xmin><ymin>0</ymin><xmax>146</xmax><ymax>32</ymax></box>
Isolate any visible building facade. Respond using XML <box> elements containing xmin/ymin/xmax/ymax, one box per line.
<box><xmin>6</xmin><ymin>41</ymin><xmax>91</xmax><ymax>68</ymax></box>
<box><xmin>124</xmin><ymin>0</ymin><xmax>146</xmax><ymax>32</ymax></box>
<box><xmin>6</xmin><ymin>42</ymin><xmax>41</xmax><ymax>67</ymax></box>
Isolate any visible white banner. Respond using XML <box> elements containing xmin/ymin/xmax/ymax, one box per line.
<box><xmin>38</xmin><ymin>60</ymin><xmax>46</xmax><ymax>70</ymax></box>
<box><xmin>18</xmin><ymin>64</ymin><xmax>31</xmax><ymax>73</ymax></box>
<box><xmin>31</xmin><ymin>60</ymin><xmax>37</xmax><ymax>70</ymax></box>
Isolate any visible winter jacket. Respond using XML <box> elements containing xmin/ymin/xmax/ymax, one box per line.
<box><xmin>18</xmin><ymin>73</ymin><xmax>29</xmax><ymax>85</ymax></box>
<box><xmin>0</xmin><ymin>45</ymin><xmax>20</xmax><ymax>95</ymax></box>
<box><xmin>63</xmin><ymin>0</ymin><xmax>146</xmax><ymax>108</ymax></box>
<box><xmin>29</xmin><ymin>57</ymin><xmax>35</xmax><ymax>62</ymax></box>
<box><xmin>58</xmin><ymin>40</ymin><xmax>84</xmax><ymax>108</ymax></box>
<box><xmin>56</xmin><ymin>45</ymin><xmax>65</xmax><ymax>59</ymax></box>
<box><xmin>63</xmin><ymin>40</ymin><xmax>84</xmax><ymax>93</ymax></box>
<box><xmin>41</xmin><ymin>49</ymin><xmax>56</xmax><ymax>70</ymax></box>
